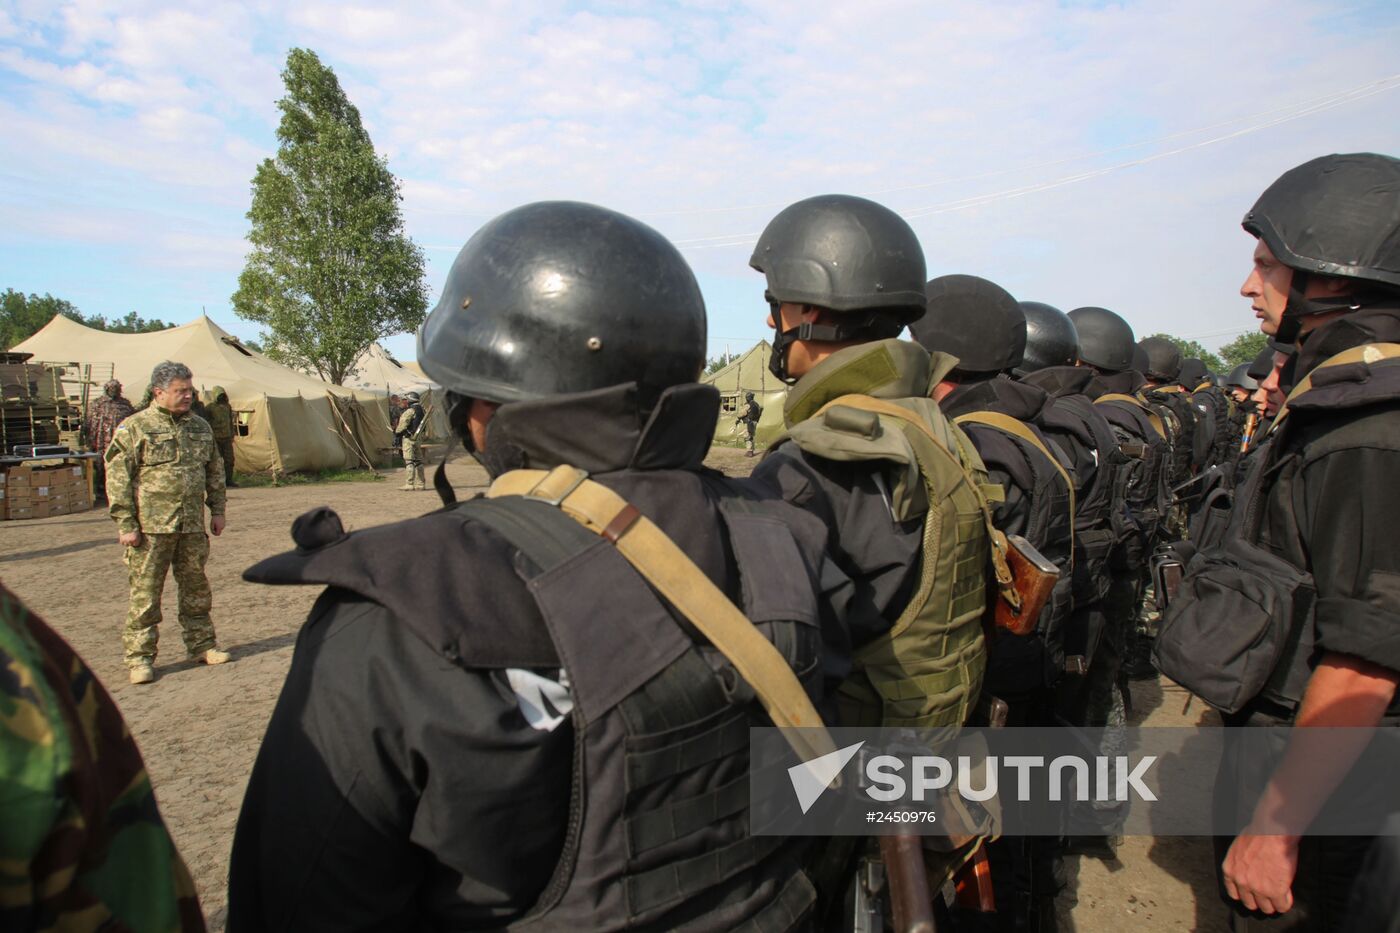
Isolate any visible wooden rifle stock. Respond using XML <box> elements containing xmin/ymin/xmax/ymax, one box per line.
<box><xmin>880</xmin><ymin>834</ymin><xmax>936</xmax><ymax>933</ymax></box>
<box><xmin>953</xmin><ymin>843</ymin><xmax>996</xmax><ymax>912</ymax></box>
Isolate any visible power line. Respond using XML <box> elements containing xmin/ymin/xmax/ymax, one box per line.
<box><xmin>671</xmin><ymin>73</ymin><xmax>1400</xmax><ymax>251</ymax></box>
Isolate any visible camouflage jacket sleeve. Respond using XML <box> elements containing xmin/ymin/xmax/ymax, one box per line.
<box><xmin>205</xmin><ymin>424</ymin><xmax>227</xmax><ymax>517</ymax></box>
<box><xmin>0</xmin><ymin>584</ymin><xmax>207</xmax><ymax>931</ymax></box>
<box><xmin>105</xmin><ymin>419</ymin><xmax>140</xmax><ymax>534</ymax></box>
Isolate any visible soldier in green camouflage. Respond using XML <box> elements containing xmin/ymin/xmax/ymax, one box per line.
<box><xmin>0</xmin><ymin>581</ymin><xmax>206</xmax><ymax>931</ymax></box>
<box><xmin>106</xmin><ymin>360</ymin><xmax>231</xmax><ymax>685</ymax></box>
<box><xmin>204</xmin><ymin>385</ymin><xmax>238</xmax><ymax>487</ymax></box>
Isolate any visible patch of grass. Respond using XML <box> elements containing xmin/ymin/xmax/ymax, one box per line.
<box><xmin>233</xmin><ymin>468</ymin><xmax>386</xmax><ymax>488</ymax></box>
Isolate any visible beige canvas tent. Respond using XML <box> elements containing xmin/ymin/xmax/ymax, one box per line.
<box><xmin>342</xmin><ymin>342</ymin><xmax>451</xmax><ymax>441</ymax></box>
<box><xmin>702</xmin><ymin>340</ymin><xmax>788</xmax><ymax>447</ymax></box>
<box><xmin>13</xmin><ymin>315</ymin><xmax>394</xmax><ymax>473</ymax></box>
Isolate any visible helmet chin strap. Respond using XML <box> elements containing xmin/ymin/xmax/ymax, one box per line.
<box><xmin>1276</xmin><ymin>270</ymin><xmax>1369</xmax><ymax>344</ymax></box>
<box><xmin>766</xmin><ymin>302</ymin><xmax>880</xmax><ymax>383</ymax></box>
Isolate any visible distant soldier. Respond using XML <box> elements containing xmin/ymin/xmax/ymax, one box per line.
<box><xmin>205</xmin><ymin>386</ymin><xmax>238</xmax><ymax>487</ymax></box>
<box><xmin>736</xmin><ymin>390</ymin><xmax>762</xmax><ymax>456</ymax></box>
<box><xmin>395</xmin><ymin>390</ymin><xmax>426</xmax><ymax>490</ymax></box>
<box><xmin>83</xmin><ymin>378</ymin><xmax>134</xmax><ymax>504</ymax></box>
<box><xmin>106</xmin><ymin>360</ymin><xmax>230</xmax><ymax>685</ymax></box>
<box><xmin>0</xmin><ymin>582</ymin><xmax>206</xmax><ymax>930</ymax></box>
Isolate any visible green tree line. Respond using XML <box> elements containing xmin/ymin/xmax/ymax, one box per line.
<box><xmin>2</xmin><ymin>289</ymin><xmax>174</xmax><ymax>350</ymax></box>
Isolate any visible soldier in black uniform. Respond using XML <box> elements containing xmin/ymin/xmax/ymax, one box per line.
<box><xmin>1207</xmin><ymin>153</ymin><xmax>1400</xmax><ymax>929</ymax></box>
<box><xmin>227</xmin><ymin>201</ymin><xmax>847</xmax><ymax>931</ymax></box>
<box><xmin>912</xmin><ymin>275</ymin><xmax>1077</xmax><ymax>930</ymax></box>
<box><xmin>1016</xmin><ymin>302</ymin><xmax>1128</xmax><ymax>719</ymax></box>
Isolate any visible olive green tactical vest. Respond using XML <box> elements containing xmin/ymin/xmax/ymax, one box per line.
<box><xmin>781</xmin><ymin>340</ymin><xmax>993</xmax><ymax>729</ymax></box>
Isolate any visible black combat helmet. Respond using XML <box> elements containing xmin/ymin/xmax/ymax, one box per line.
<box><xmin>1131</xmin><ymin>344</ymin><xmax>1150</xmax><ymax>375</ymax></box>
<box><xmin>1246</xmin><ymin>345</ymin><xmax>1274</xmax><ymax>382</ymax></box>
<box><xmin>1016</xmin><ymin>301</ymin><xmax>1080</xmax><ymax>375</ymax></box>
<box><xmin>1138</xmin><ymin>336</ymin><xmax>1182</xmax><ymax>382</ymax></box>
<box><xmin>751</xmin><ymin>194</ymin><xmax>926</xmax><ymax>381</ymax></box>
<box><xmin>1068</xmin><ymin>306</ymin><xmax>1136</xmax><ymax>373</ymax></box>
<box><xmin>1243</xmin><ymin>153</ymin><xmax>1400</xmax><ymax>342</ymax></box>
<box><xmin>418</xmin><ymin>201</ymin><xmax>706</xmax><ymax>407</ymax></box>
<box><xmin>910</xmin><ymin>274</ymin><xmax>1026</xmax><ymax>374</ymax></box>
<box><xmin>1178</xmin><ymin>358</ymin><xmax>1209</xmax><ymax>389</ymax></box>
<box><xmin>1226</xmin><ymin>363</ymin><xmax>1259</xmax><ymax>391</ymax></box>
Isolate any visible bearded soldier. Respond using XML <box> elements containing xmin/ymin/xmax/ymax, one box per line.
<box><xmin>84</xmin><ymin>378</ymin><xmax>134</xmax><ymax>504</ymax></box>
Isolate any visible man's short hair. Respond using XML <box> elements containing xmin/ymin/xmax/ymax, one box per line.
<box><xmin>150</xmin><ymin>361</ymin><xmax>193</xmax><ymax>390</ymax></box>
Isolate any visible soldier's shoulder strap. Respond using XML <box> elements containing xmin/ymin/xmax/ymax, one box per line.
<box><xmin>485</xmin><ymin>465</ymin><xmax>836</xmax><ymax>766</ymax></box>
<box><xmin>1272</xmin><ymin>342</ymin><xmax>1400</xmax><ymax>430</ymax></box>
<box><xmin>1094</xmin><ymin>392</ymin><xmax>1167</xmax><ymax>439</ymax></box>
<box><xmin>953</xmin><ymin>410</ymin><xmax>1076</xmax><ymax>558</ymax></box>
<box><xmin>808</xmin><ymin>394</ymin><xmax>1020</xmax><ymax>612</ymax></box>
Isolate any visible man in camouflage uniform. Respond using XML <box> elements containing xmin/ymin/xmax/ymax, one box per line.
<box><xmin>736</xmin><ymin>390</ymin><xmax>761</xmax><ymax>456</ymax></box>
<box><xmin>0</xmin><ymin>581</ymin><xmax>206</xmax><ymax>931</ymax></box>
<box><xmin>83</xmin><ymin>378</ymin><xmax>135</xmax><ymax>505</ymax></box>
<box><xmin>205</xmin><ymin>385</ymin><xmax>238</xmax><ymax>487</ymax></box>
<box><xmin>106</xmin><ymin>360</ymin><xmax>230</xmax><ymax>685</ymax></box>
<box><xmin>394</xmin><ymin>390</ymin><xmax>426</xmax><ymax>490</ymax></box>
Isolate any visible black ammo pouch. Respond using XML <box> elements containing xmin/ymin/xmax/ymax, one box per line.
<box><xmin>1153</xmin><ymin>440</ymin><xmax>1316</xmax><ymax>715</ymax></box>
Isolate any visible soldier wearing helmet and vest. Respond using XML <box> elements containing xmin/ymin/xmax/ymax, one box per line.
<box><xmin>228</xmin><ymin>201</ymin><xmax>845</xmax><ymax>932</ymax></box>
<box><xmin>394</xmin><ymin>391</ymin><xmax>427</xmax><ymax>490</ymax></box>
<box><xmin>1153</xmin><ymin>154</ymin><xmax>1400</xmax><ymax>929</ymax></box>
<box><xmin>1016</xmin><ymin>302</ymin><xmax>1129</xmax><ymax>717</ymax></box>
<box><xmin>912</xmin><ymin>275</ymin><xmax>1078</xmax><ymax>929</ymax></box>
<box><xmin>746</xmin><ymin>195</ymin><xmax>997</xmax><ymax>921</ymax></box>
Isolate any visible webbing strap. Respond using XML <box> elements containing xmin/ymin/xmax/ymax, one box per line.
<box><xmin>626</xmin><ymin>773</ymin><xmax>750</xmax><ymax>855</ymax></box>
<box><xmin>1094</xmin><ymin>392</ymin><xmax>1167</xmax><ymax>439</ymax></box>
<box><xmin>811</xmin><ymin>394</ymin><xmax>1020</xmax><ymax>612</ymax></box>
<box><xmin>487</xmin><ymin>467</ymin><xmax>836</xmax><ymax>765</ymax></box>
<box><xmin>1271</xmin><ymin>342</ymin><xmax>1400</xmax><ymax>430</ymax></box>
<box><xmin>954</xmin><ymin>410</ymin><xmax>1076</xmax><ymax>563</ymax></box>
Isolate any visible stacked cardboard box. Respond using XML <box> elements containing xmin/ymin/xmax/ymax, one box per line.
<box><xmin>1</xmin><ymin>463</ymin><xmax>92</xmax><ymax>520</ymax></box>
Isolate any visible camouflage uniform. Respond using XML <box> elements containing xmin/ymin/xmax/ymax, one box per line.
<box><xmin>204</xmin><ymin>386</ymin><xmax>237</xmax><ymax>485</ymax></box>
<box><xmin>106</xmin><ymin>405</ymin><xmax>227</xmax><ymax>668</ymax></box>
<box><xmin>84</xmin><ymin>380</ymin><xmax>135</xmax><ymax>504</ymax></box>
<box><xmin>0</xmin><ymin>582</ymin><xmax>206</xmax><ymax>931</ymax></box>
<box><xmin>395</xmin><ymin>401</ymin><xmax>426</xmax><ymax>490</ymax></box>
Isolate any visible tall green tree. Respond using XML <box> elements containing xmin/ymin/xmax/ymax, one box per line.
<box><xmin>1143</xmin><ymin>332</ymin><xmax>1224</xmax><ymax>374</ymax></box>
<box><xmin>2</xmin><ymin>290</ymin><xmax>173</xmax><ymax>349</ymax></box>
<box><xmin>1218</xmin><ymin>331</ymin><xmax>1269</xmax><ymax>368</ymax></box>
<box><xmin>233</xmin><ymin>48</ymin><xmax>428</xmax><ymax>385</ymax></box>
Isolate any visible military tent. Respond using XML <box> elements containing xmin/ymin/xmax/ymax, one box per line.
<box><xmin>341</xmin><ymin>342</ymin><xmax>451</xmax><ymax>441</ymax></box>
<box><xmin>13</xmin><ymin>315</ymin><xmax>394</xmax><ymax>474</ymax></box>
<box><xmin>702</xmin><ymin>340</ymin><xmax>788</xmax><ymax>447</ymax></box>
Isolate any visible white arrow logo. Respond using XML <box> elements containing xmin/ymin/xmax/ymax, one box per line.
<box><xmin>788</xmin><ymin>741</ymin><xmax>864</xmax><ymax>814</ymax></box>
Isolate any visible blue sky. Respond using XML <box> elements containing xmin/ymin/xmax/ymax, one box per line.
<box><xmin>3</xmin><ymin>0</ymin><xmax>1400</xmax><ymax>366</ymax></box>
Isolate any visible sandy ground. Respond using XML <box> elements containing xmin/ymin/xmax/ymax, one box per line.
<box><xmin>1</xmin><ymin>447</ymin><xmax>1226</xmax><ymax>931</ymax></box>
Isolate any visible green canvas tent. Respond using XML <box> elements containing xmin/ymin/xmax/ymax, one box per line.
<box><xmin>702</xmin><ymin>340</ymin><xmax>788</xmax><ymax>447</ymax></box>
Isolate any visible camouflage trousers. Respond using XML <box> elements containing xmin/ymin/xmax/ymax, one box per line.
<box><xmin>216</xmin><ymin>437</ymin><xmax>235</xmax><ymax>484</ymax></box>
<box><xmin>401</xmin><ymin>436</ymin><xmax>425</xmax><ymax>489</ymax></box>
<box><xmin>123</xmin><ymin>532</ymin><xmax>216</xmax><ymax>666</ymax></box>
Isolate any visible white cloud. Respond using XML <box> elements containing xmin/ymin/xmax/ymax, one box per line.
<box><xmin>1</xmin><ymin>0</ymin><xmax>1398</xmax><ymax>345</ymax></box>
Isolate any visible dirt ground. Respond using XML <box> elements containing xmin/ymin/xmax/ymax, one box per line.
<box><xmin>1</xmin><ymin>447</ymin><xmax>1226</xmax><ymax>931</ymax></box>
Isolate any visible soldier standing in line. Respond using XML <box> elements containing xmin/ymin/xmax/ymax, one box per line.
<box><xmin>205</xmin><ymin>386</ymin><xmax>238</xmax><ymax>487</ymax></box>
<box><xmin>227</xmin><ymin>201</ymin><xmax>842</xmax><ymax>931</ymax></box>
<box><xmin>106</xmin><ymin>360</ymin><xmax>230</xmax><ymax>685</ymax></box>
<box><xmin>736</xmin><ymin>390</ymin><xmax>762</xmax><ymax>457</ymax></box>
<box><xmin>0</xmin><ymin>582</ymin><xmax>206</xmax><ymax>930</ymax></box>
<box><xmin>395</xmin><ymin>390</ymin><xmax>426</xmax><ymax>490</ymax></box>
<box><xmin>83</xmin><ymin>378</ymin><xmax>135</xmax><ymax>505</ymax></box>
